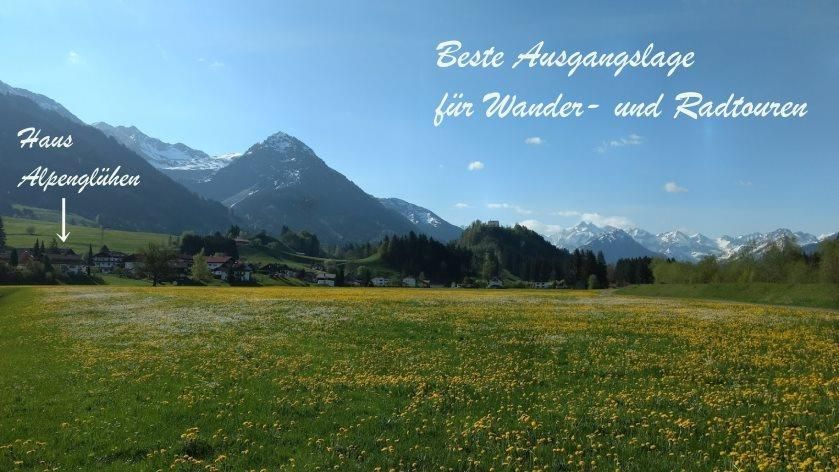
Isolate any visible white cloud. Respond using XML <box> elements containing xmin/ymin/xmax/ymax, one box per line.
<box><xmin>453</xmin><ymin>202</ymin><xmax>469</xmax><ymax>208</ymax></box>
<box><xmin>519</xmin><ymin>219</ymin><xmax>562</xmax><ymax>235</ymax></box>
<box><xmin>580</xmin><ymin>212</ymin><xmax>633</xmax><ymax>229</ymax></box>
<box><xmin>554</xmin><ymin>210</ymin><xmax>580</xmax><ymax>217</ymax></box>
<box><xmin>596</xmin><ymin>133</ymin><xmax>643</xmax><ymax>153</ymax></box>
<box><xmin>524</xmin><ymin>136</ymin><xmax>544</xmax><ymax>145</ymax></box>
<box><xmin>66</xmin><ymin>51</ymin><xmax>81</xmax><ymax>65</ymax></box>
<box><xmin>198</xmin><ymin>57</ymin><xmax>225</xmax><ymax>69</ymax></box>
<box><xmin>467</xmin><ymin>161</ymin><xmax>485</xmax><ymax>171</ymax></box>
<box><xmin>737</xmin><ymin>180</ymin><xmax>753</xmax><ymax>187</ymax></box>
<box><xmin>487</xmin><ymin>203</ymin><xmax>532</xmax><ymax>215</ymax></box>
<box><xmin>664</xmin><ymin>181</ymin><xmax>688</xmax><ymax>193</ymax></box>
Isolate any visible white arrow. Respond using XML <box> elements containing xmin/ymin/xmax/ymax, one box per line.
<box><xmin>56</xmin><ymin>198</ymin><xmax>70</xmax><ymax>243</ymax></box>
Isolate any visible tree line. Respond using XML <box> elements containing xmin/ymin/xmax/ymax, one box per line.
<box><xmin>652</xmin><ymin>237</ymin><xmax>839</xmax><ymax>285</ymax></box>
<box><xmin>375</xmin><ymin>223</ymin><xmax>609</xmax><ymax>287</ymax></box>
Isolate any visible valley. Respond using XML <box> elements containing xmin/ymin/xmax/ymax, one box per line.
<box><xmin>2</xmin><ymin>78</ymin><xmax>832</xmax><ymax>262</ymax></box>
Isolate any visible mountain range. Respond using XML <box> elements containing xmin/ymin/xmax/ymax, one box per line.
<box><xmin>1</xmin><ymin>79</ymin><xmax>462</xmax><ymax>243</ymax></box>
<box><xmin>95</xmin><ymin>124</ymin><xmax>463</xmax><ymax>243</ymax></box>
<box><xmin>93</xmin><ymin>122</ymin><xmax>464</xmax><ymax>243</ymax></box>
<box><xmin>1</xmin><ymin>78</ymin><xmax>831</xmax><ymax>258</ymax></box>
<box><xmin>546</xmin><ymin>221</ymin><xmax>832</xmax><ymax>262</ymax></box>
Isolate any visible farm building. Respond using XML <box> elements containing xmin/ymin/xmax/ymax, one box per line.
<box><xmin>317</xmin><ymin>273</ymin><xmax>336</xmax><ymax>286</ymax></box>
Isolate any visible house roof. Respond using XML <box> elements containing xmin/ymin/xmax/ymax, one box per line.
<box><xmin>94</xmin><ymin>251</ymin><xmax>126</xmax><ymax>258</ymax></box>
<box><xmin>47</xmin><ymin>248</ymin><xmax>77</xmax><ymax>256</ymax></box>
<box><xmin>49</xmin><ymin>254</ymin><xmax>84</xmax><ymax>264</ymax></box>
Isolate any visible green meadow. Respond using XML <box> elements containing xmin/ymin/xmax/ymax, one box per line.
<box><xmin>1</xmin><ymin>286</ymin><xmax>835</xmax><ymax>471</ymax></box>
<box><xmin>2</xmin><ymin>216</ymin><xmax>174</xmax><ymax>255</ymax></box>
<box><xmin>617</xmin><ymin>283</ymin><xmax>839</xmax><ymax>310</ymax></box>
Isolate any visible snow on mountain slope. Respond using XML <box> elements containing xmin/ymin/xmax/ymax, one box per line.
<box><xmin>548</xmin><ymin>221</ymin><xmax>607</xmax><ymax>249</ymax></box>
<box><xmin>716</xmin><ymin>229</ymin><xmax>819</xmax><ymax>259</ymax></box>
<box><xmin>378</xmin><ymin>198</ymin><xmax>463</xmax><ymax>242</ymax></box>
<box><xmin>93</xmin><ymin>122</ymin><xmax>241</xmax><ymax>171</ymax></box>
<box><xmin>537</xmin><ymin>220</ymin><xmax>827</xmax><ymax>262</ymax></box>
<box><xmin>579</xmin><ymin>228</ymin><xmax>661</xmax><ymax>263</ymax></box>
<box><xmin>652</xmin><ymin>230</ymin><xmax>723</xmax><ymax>261</ymax></box>
<box><xmin>625</xmin><ymin>227</ymin><xmax>659</xmax><ymax>251</ymax></box>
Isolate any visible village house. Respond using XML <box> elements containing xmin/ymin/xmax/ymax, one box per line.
<box><xmin>316</xmin><ymin>273</ymin><xmax>336</xmax><ymax>286</ymax></box>
<box><xmin>487</xmin><ymin>277</ymin><xmax>504</xmax><ymax>289</ymax></box>
<box><xmin>206</xmin><ymin>255</ymin><xmax>232</xmax><ymax>271</ymax></box>
<box><xmin>2</xmin><ymin>248</ymin><xmax>85</xmax><ymax>275</ymax></box>
<box><xmin>49</xmin><ymin>253</ymin><xmax>85</xmax><ymax>275</ymax></box>
<box><xmin>212</xmin><ymin>261</ymin><xmax>254</xmax><ymax>282</ymax></box>
<box><xmin>234</xmin><ymin>263</ymin><xmax>254</xmax><ymax>282</ymax></box>
<box><xmin>531</xmin><ymin>281</ymin><xmax>555</xmax><ymax>289</ymax></box>
<box><xmin>172</xmin><ymin>254</ymin><xmax>194</xmax><ymax>277</ymax></box>
<box><xmin>371</xmin><ymin>276</ymin><xmax>389</xmax><ymax>287</ymax></box>
<box><xmin>210</xmin><ymin>263</ymin><xmax>228</xmax><ymax>279</ymax></box>
<box><xmin>402</xmin><ymin>276</ymin><xmax>417</xmax><ymax>288</ymax></box>
<box><xmin>93</xmin><ymin>246</ymin><xmax>126</xmax><ymax>273</ymax></box>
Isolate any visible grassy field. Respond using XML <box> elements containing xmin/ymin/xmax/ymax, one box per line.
<box><xmin>617</xmin><ymin>283</ymin><xmax>839</xmax><ymax>310</ymax></box>
<box><xmin>2</xmin><ymin>216</ymin><xmax>175</xmax><ymax>255</ymax></box>
<box><xmin>1</xmin><ymin>287</ymin><xmax>836</xmax><ymax>471</ymax></box>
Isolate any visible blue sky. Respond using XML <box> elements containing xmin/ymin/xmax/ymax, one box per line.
<box><xmin>1</xmin><ymin>0</ymin><xmax>837</xmax><ymax>236</ymax></box>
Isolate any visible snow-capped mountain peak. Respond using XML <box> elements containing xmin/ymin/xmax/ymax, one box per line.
<box><xmin>93</xmin><ymin>122</ymin><xmax>241</xmax><ymax>171</ymax></box>
<box><xmin>548</xmin><ymin>221</ymin><xmax>606</xmax><ymax>249</ymax></box>
<box><xmin>541</xmin><ymin>220</ymin><xmax>829</xmax><ymax>262</ymax></box>
<box><xmin>247</xmin><ymin>131</ymin><xmax>314</xmax><ymax>158</ymax></box>
<box><xmin>579</xmin><ymin>227</ymin><xmax>661</xmax><ymax>263</ymax></box>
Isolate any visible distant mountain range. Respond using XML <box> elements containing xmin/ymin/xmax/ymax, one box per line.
<box><xmin>0</xmin><ymin>79</ymin><xmax>461</xmax><ymax>243</ymax></box>
<box><xmin>579</xmin><ymin>229</ymin><xmax>660</xmax><ymax>264</ymax></box>
<box><xmin>545</xmin><ymin>221</ymin><xmax>832</xmax><ymax>262</ymax></box>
